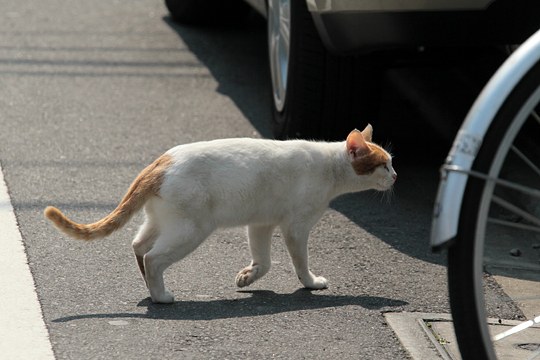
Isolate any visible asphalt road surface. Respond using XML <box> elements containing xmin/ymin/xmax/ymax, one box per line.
<box><xmin>0</xmin><ymin>1</ymin><xmax>455</xmax><ymax>359</ymax></box>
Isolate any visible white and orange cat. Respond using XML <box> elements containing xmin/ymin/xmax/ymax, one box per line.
<box><xmin>45</xmin><ymin>125</ymin><xmax>396</xmax><ymax>303</ymax></box>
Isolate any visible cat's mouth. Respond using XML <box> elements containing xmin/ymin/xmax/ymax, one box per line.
<box><xmin>377</xmin><ymin>181</ymin><xmax>395</xmax><ymax>191</ymax></box>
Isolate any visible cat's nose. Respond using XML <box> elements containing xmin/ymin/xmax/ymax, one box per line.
<box><xmin>392</xmin><ymin>173</ymin><xmax>397</xmax><ymax>181</ymax></box>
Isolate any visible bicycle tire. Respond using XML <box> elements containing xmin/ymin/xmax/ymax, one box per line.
<box><xmin>448</xmin><ymin>59</ymin><xmax>540</xmax><ymax>359</ymax></box>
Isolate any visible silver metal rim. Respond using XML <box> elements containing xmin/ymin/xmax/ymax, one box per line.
<box><xmin>268</xmin><ymin>0</ymin><xmax>290</xmax><ymax>112</ymax></box>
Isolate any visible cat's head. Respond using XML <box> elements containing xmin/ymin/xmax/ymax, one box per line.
<box><xmin>346</xmin><ymin>124</ymin><xmax>397</xmax><ymax>191</ymax></box>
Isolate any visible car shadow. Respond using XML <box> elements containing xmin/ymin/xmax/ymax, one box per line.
<box><xmin>52</xmin><ymin>289</ymin><xmax>408</xmax><ymax>322</ymax></box>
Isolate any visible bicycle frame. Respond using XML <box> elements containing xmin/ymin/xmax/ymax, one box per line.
<box><xmin>431</xmin><ymin>28</ymin><xmax>540</xmax><ymax>250</ymax></box>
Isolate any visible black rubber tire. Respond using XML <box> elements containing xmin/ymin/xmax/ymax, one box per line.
<box><xmin>165</xmin><ymin>0</ymin><xmax>250</xmax><ymax>26</ymax></box>
<box><xmin>271</xmin><ymin>0</ymin><xmax>382</xmax><ymax>140</ymax></box>
<box><xmin>448</xmin><ymin>59</ymin><xmax>540</xmax><ymax>359</ymax></box>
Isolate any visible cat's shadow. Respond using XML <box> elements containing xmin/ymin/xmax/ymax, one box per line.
<box><xmin>52</xmin><ymin>289</ymin><xmax>407</xmax><ymax>323</ymax></box>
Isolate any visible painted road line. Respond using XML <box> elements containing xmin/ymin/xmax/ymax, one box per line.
<box><xmin>0</xmin><ymin>164</ymin><xmax>55</xmax><ymax>359</ymax></box>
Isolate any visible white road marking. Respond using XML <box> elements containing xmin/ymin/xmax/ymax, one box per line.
<box><xmin>0</xmin><ymin>164</ymin><xmax>55</xmax><ymax>359</ymax></box>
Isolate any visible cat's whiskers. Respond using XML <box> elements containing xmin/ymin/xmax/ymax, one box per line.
<box><xmin>381</xmin><ymin>185</ymin><xmax>395</xmax><ymax>204</ymax></box>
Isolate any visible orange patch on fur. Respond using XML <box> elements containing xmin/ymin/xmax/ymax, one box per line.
<box><xmin>351</xmin><ymin>143</ymin><xmax>390</xmax><ymax>175</ymax></box>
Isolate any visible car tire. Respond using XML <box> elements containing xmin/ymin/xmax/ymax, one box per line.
<box><xmin>165</xmin><ymin>0</ymin><xmax>250</xmax><ymax>26</ymax></box>
<box><xmin>268</xmin><ymin>0</ymin><xmax>382</xmax><ymax>140</ymax></box>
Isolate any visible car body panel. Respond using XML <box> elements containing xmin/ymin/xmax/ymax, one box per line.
<box><xmin>243</xmin><ymin>1</ymin><xmax>540</xmax><ymax>54</ymax></box>
<box><xmin>309</xmin><ymin>1</ymin><xmax>540</xmax><ymax>54</ymax></box>
<box><xmin>306</xmin><ymin>0</ymin><xmax>493</xmax><ymax>12</ymax></box>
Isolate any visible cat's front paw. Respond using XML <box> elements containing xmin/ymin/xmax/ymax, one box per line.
<box><xmin>302</xmin><ymin>276</ymin><xmax>328</xmax><ymax>290</ymax></box>
<box><xmin>235</xmin><ymin>266</ymin><xmax>258</xmax><ymax>288</ymax></box>
<box><xmin>151</xmin><ymin>290</ymin><xmax>175</xmax><ymax>304</ymax></box>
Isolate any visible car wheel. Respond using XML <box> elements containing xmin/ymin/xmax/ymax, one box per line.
<box><xmin>165</xmin><ymin>0</ymin><xmax>250</xmax><ymax>26</ymax></box>
<box><xmin>268</xmin><ymin>0</ymin><xmax>382</xmax><ymax>140</ymax></box>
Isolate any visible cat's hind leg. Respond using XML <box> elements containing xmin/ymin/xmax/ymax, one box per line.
<box><xmin>281</xmin><ymin>222</ymin><xmax>328</xmax><ymax>290</ymax></box>
<box><xmin>132</xmin><ymin>218</ymin><xmax>159</xmax><ymax>282</ymax></box>
<box><xmin>236</xmin><ymin>224</ymin><xmax>275</xmax><ymax>288</ymax></box>
<box><xmin>144</xmin><ymin>219</ymin><xmax>213</xmax><ymax>303</ymax></box>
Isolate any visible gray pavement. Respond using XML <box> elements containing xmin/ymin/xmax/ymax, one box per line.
<box><xmin>0</xmin><ymin>0</ymin><xmax>536</xmax><ymax>359</ymax></box>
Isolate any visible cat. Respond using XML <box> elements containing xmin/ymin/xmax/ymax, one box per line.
<box><xmin>44</xmin><ymin>124</ymin><xmax>396</xmax><ymax>303</ymax></box>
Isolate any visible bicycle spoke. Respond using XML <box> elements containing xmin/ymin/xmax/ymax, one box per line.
<box><xmin>491</xmin><ymin>195</ymin><xmax>540</xmax><ymax>227</ymax></box>
<box><xmin>492</xmin><ymin>315</ymin><xmax>540</xmax><ymax>342</ymax></box>
<box><xmin>444</xmin><ymin>165</ymin><xmax>540</xmax><ymax>199</ymax></box>
<box><xmin>532</xmin><ymin>109</ymin><xmax>540</xmax><ymax>125</ymax></box>
<box><xmin>511</xmin><ymin>145</ymin><xmax>540</xmax><ymax>178</ymax></box>
<box><xmin>487</xmin><ymin>218</ymin><xmax>540</xmax><ymax>233</ymax></box>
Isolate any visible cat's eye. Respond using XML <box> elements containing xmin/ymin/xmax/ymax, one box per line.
<box><xmin>383</xmin><ymin>165</ymin><xmax>390</xmax><ymax>172</ymax></box>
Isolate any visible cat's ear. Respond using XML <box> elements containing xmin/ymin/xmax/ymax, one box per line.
<box><xmin>361</xmin><ymin>123</ymin><xmax>373</xmax><ymax>142</ymax></box>
<box><xmin>346</xmin><ymin>129</ymin><xmax>371</xmax><ymax>159</ymax></box>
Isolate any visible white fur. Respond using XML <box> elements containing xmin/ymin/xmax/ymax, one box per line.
<box><xmin>133</xmin><ymin>137</ymin><xmax>396</xmax><ymax>303</ymax></box>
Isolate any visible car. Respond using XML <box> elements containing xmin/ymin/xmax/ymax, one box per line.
<box><xmin>165</xmin><ymin>0</ymin><xmax>540</xmax><ymax>140</ymax></box>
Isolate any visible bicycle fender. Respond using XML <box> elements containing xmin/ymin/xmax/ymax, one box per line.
<box><xmin>431</xmin><ymin>28</ymin><xmax>540</xmax><ymax>250</ymax></box>
<box><xmin>431</xmin><ymin>131</ymin><xmax>480</xmax><ymax>251</ymax></box>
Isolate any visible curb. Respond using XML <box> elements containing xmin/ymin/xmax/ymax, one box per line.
<box><xmin>386</xmin><ymin>311</ymin><xmax>540</xmax><ymax>359</ymax></box>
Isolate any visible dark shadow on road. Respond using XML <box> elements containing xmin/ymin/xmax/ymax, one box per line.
<box><xmin>52</xmin><ymin>289</ymin><xmax>408</xmax><ymax>322</ymax></box>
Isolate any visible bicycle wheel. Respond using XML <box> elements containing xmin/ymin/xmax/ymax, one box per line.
<box><xmin>448</xmin><ymin>60</ymin><xmax>540</xmax><ymax>358</ymax></box>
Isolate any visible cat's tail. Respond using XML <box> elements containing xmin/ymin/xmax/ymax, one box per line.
<box><xmin>44</xmin><ymin>154</ymin><xmax>173</xmax><ymax>241</ymax></box>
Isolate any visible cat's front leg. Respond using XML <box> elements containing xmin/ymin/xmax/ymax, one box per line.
<box><xmin>236</xmin><ymin>225</ymin><xmax>274</xmax><ymax>288</ymax></box>
<box><xmin>282</xmin><ymin>225</ymin><xmax>328</xmax><ymax>290</ymax></box>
